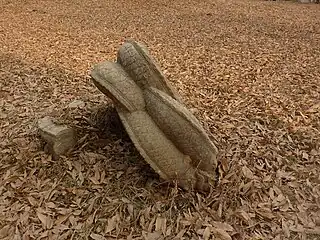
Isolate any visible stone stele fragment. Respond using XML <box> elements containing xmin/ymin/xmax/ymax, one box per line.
<box><xmin>91</xmin><ymin>40</ymin><xmax>219</xmax><ymax>191</ymax></box>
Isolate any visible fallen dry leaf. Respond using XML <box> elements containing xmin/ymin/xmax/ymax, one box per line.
<box><xmin>212</xmin><ymin>221</ymin><xmax>234</xmax><ymax>232</ymax></box>
<box><xmin>105</xmin><ymin>214</ymin><xmax>119</xmax><ymax>234</ymax></box>
<box><xmin>0</xmin><ymin>225</ymin><xmax>11</xmax><ymax>238</ymax></box>
<box><xmin>212</xmin><ymin>227</ymin><xmax>232</xmax><ymax>240</ymax></box>
<box><xmin>203</xmin><ymin>227</ymin><xmax>211</xmax><ymax>240</ymax></box>
<box><xmin>242</xmin><ymin>166</ymin><xmax>254</xmax><ymax>180</ymax></box>
<box><xmin>155</xmin><ymin>216</ymin><xmax>167</xmax><ymax>235</ymax></box>
<box><xmin>142</xmin><ymin>231</ymin><xmax>163</xmax><ymax>240</ymax></box>
<box><xmin>90</xmin><ymin>233</ymin><xmax>106</xmax><ymax>240</ymax></box>
<box><xmin>36</xmin><ymin>211</ymin><xmax>52</xmax><ymax>230</ymax></box>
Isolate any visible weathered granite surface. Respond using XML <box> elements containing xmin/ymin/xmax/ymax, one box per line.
<box><xmin>38</xmin><ymin>117</ymin><xmax>76</xmax><ymax>159</ymax></box>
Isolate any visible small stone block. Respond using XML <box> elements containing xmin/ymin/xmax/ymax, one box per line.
<box><xmin>38</xmin><ymin>117</ymin><xmax>76</xmax><ymax>159</ymax></box>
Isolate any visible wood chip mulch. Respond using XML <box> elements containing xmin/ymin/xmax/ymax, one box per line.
<box><xmin>0</xmin><ymin>0</ymin><xmax>319</xmax><ymax>239</ymax></box>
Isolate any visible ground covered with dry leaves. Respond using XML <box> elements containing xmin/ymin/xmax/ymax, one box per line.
<box><xmin>1</xmin><ymin>0</ymin><xmax>320</xmax><ymax>239</ymax></box>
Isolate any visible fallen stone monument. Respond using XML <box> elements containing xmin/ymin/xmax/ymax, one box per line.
<box><xmin>91</xmin><ymin>40</ymin><xmax>219</xmax><ymax>191</ymax></box>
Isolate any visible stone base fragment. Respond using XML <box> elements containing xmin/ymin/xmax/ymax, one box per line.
<box><xmin>38</xmin><ymin>117</ymin><xmax>76</xmax><ymax>159</ymax></box>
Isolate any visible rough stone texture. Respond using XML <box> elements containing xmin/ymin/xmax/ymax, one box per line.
<box><xmin>118</xmin><ymin>110</ymin><xmax>198</xmax><ymax>190</ymax></box>
<box><xmin>117</xmin><ymin>40</ymin><xmax>183</xmax><ymax>103</ymax></box>
<box><xmin>144</xmin><ymin>87</ymin><xmax>218</xmax><ymax>173</ymax></box>
<box><xmin>91</xmin><ymin>40</ymin><xmax>218</xmax><ymax>191</ymax></box>
<box><xmin>38</xmin><ymin>117</ymin><xmax>76</xmax><ymax>159</ymax></box>
<box><xmin>91</xmin><ymin>61</ymin><xmax>145</xmax><ymax>112</ymax></box>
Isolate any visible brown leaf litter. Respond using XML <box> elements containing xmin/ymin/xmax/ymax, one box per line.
<box><xmin>0</xmin><ymin>0</ymin><xmax>320</xmax><ymax>239</ymax></box>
